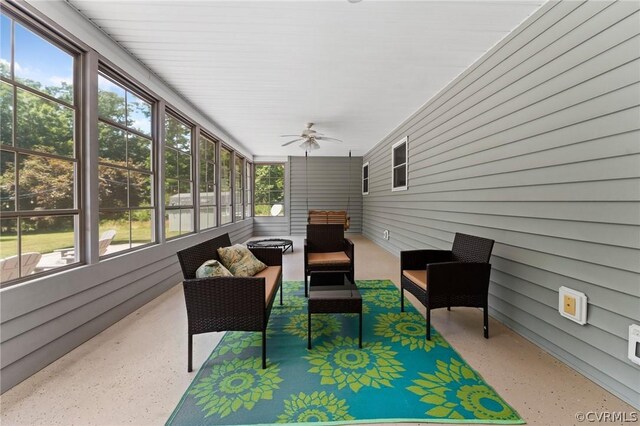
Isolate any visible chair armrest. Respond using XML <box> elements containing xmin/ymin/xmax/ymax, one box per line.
<box><xmin>426</xmin><ymin>261</ymin><xmax>491</xmax><ymax>296</ymax></box>
<box><xmin>344</xmin><ymin>238</ymin><xmax>354</xmax><ymax>260</ymax></box>
<box><xmin>249</xmin><ymin>247</ymin><xmax>282</xmax><ymax>266</ymax></box>
<box><xmin>183</xmin><ymin>276</ymin><xmax>266</xmax><ymax>317</ymax></box>
<box><xmin>400</xmin><ymin>250</ymin><xmax>452</xmax><ymax>270</ymax></box>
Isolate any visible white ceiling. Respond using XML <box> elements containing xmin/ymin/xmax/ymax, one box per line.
<box><xmin>68</xmin><ymin>0</ymin><xmax>543</xmax><ymax>157</ymax></box>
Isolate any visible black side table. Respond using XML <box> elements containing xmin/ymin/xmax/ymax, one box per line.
<box><xmin>307</xmin><ymin>271</ymin><xmax>362</xmax><ymax>349</ymax></box>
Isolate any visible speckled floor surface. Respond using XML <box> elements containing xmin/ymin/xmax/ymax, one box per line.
<box><xmin>0</xmin><ymin>235</ymin><xmax>636</xmax><ymax>425</ymax></box>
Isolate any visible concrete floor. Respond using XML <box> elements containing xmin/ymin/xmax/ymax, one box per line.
<box><xmin>0</xmin><ymin>235</ymin><xmax>636</xmax><ymax>425</ymax></box>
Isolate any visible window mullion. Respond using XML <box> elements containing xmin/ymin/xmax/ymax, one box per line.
<box><xmin>84</xmin><ymin>50</ymin><xmax>100</xmax><ymax>264</ymax></box>
<box><xmin>193</xmin><ymin>124</ymin><xmax>201</xmax><ymax>232</ymax></box>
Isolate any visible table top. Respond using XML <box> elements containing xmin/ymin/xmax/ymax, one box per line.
<box><xmin>309</xmin><ymin>272</ymin><xmax>360</xmax><ymax>300</ymax></box>
<box><xmin>246</xmin><ymin>239</ymin><xmax>293</xmax><ymax>248</ymax></box>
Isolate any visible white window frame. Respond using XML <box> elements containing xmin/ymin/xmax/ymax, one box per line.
<box><xmin>391</xmin><ymin>136</ymin><xmax>408</xmax><ymax>191</ymax></box>
<box><xmin>362</xmin><ymin>162</ymin><xmax>369</xmax><ymax>195</ymax></box>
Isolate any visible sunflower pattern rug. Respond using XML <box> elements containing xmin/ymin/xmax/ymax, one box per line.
<box><xmin>167</xmin><ymin>280</ymin><xmax>524</xmax><ymax>425</ymax></box>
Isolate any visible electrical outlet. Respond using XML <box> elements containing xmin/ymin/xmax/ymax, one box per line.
<box><xmin>559</xmin><ymin>287</ymin><xmax>587</xmax><ymax>325</ymax></box>
<box><xmin>629</xmin><ymin>325</ymin><xmax>640</xmax><ymax>366</ymax></box>
<box><xmin>563</xmin><ymin>295</ymin><xmax>576</xmax><ymax>316</ymax></box>
<box><xmin>383</xmin><ymin>230</ymin><xmax>389</xmax><ymax>240</ymax></box>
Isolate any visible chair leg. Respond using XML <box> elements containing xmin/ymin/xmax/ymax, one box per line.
<box><xmin>484</xmin><ymin>305</ymin><xmax>489</xmax><ymax>339</ymax></box>
<box><xmin>279</xmin><ymin>280</ymin><xmax>283</xmax><ymax>305</ymax></box>
<box><xmin>400</xmin><ymin>286</ymin><xmax>405</xmax><ymax>312</ymax></box>
<box><xmin>262</xmin><ymin>330</ymin><xmax>267</xmax><ymax>369</ymax></box>
<box><xmin>426</xmin><ymin>307</ymin><xmax>431</xmax><ymax>341</ymax></box>
<box><xmin>307</xmin><ymin>312</ymin><xmax>312</xmax><ymax>349</ymax></box>
<box><xmin>359</xmin><ymin>311</ymin><xmax>362</xmax><ymax>349</ymax></box>
<box><xmin>304</xmin><ymin>273</ymin><xmax>309</xmax><ymax>298</ymax></box>
<box><xmin>187</xmin><ymin>333</ymin><xmax>193</xmax><ymax>373</ymax></box>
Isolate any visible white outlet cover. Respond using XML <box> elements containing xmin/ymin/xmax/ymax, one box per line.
<box><xmin>629</xmin><ymin>324</ymin><xmax>640</xmax><ymax>366</ymax></box>
<box><xmin>558</xmin><ymin>286</ymin><xmax>587</xmax><ymax>325</ymax></box>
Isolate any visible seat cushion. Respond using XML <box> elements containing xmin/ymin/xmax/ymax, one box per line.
<box><xmin>402</xmin><ymin>270</ymin><xmax>427</xmax><ymax>290</ymax></box>
<box><xmin>195</xmin><ymin>259</ymin><xmax>233</xmax><ymax>278</ymax></box>
<box><xmin>217</xmin><ymin>244</ymin><xmax>267</xmax><ymax>277</ymax></box>
<box><xmin>307</xmin><ymin>251</ymin><xmax>351</xmax><ymax>266</ymax></box>
<box><xmin>253</xmin><ymin>266</ymin><xmax>282</xmax><ymax>303</ymax></box>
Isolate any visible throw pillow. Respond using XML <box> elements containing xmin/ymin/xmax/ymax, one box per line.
<box><xmin>195</xmin><ymin>259</ymin><xmax>233</xmax><ymax>278</ymax></box>
<box><xmin>217</xmin><ymin>244</ymin><xmax>267</xmax><ymax>277</ymax></box>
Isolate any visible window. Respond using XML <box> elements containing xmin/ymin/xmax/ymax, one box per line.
<box><xmin>245</xmin><ymin>162</ymin><xmax>252</xmax><ymax>218</ymax></box>
<box><xmin>254</xmin><ymin>164</ymin><xmax>284</xmax><ymax>216</ymax></box>
<box><xmin>362</xmin><ymin>162</ymin><xmax>369</xmax><ymax>195</ymax></box>
<box><xmin>220</xmin><ymin>147</ymin><xmax>232</xmax><ymax>225</ymax></box>
<box><xmin>391</xmin><ymin>137</ymin><xmax>408</xmax><ymax>191</ymax></box>
<box><xmin>97</xmin><ymin>73</ymin><xmax>154</xmax><ymax>255</ymax></box>
<box><xmin>234</xmin><ymin>155</ymin><xmax>243</xmax><ymax>221</ymax></box>
<box><xmin>164</xmin><ymin>113</ymin><xmax>193</xmax><ymax>238</ymax></box>
<box><xmin>0</xmin><ymin>13</ymin><xmax>79</xmax><ymax>284</ymax></box>
<box><xmin>199</xmin><ymin>133</ymin><xmax>216</xmax><ymax>229</ymax></box>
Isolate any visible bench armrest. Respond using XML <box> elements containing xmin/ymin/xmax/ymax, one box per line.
<box><xmin>249</xmin><ymin>247</ymin><xmax>282</xmax><ymax>266</ymax></box>
<box><xmin>344</xmin><ymin>238</ymin><xmax>354</xmax><ymax>260</ymax></box>
<box><xmin>426</xmin><ymin>261</ymin><xmax>491</xmax><ymax>296</ymax></box>
<box><xmin>401</xmin><ymin>250</ymin><xmax>452</xmax><ymax>270</ymax></box>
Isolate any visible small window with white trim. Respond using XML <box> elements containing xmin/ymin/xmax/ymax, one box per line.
<box><xmin>362</xmin><ymin>162</ymin><xmax>369</xmax><ymax>195</ymax></box>
<box><xmin>391</xmin><ymin>137</ymin><xmax>408</xmax><ymax>191</ymax></box>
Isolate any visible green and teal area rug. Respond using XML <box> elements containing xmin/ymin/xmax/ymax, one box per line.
<box><xmin>167</xmin><ymin>280</ymin><xmax>523</xmax><ymax>425</ymax></box>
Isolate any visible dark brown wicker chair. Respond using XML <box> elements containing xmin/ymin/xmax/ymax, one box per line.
<box><xmin>304</xmin><ymin>224</ymin><xmax>354</xmax><ymax>297</ymax></box>
<box><xmin>176</xmin><ymin>233</ymin><xmax>282</xmax><ymax>371</ymax></box>
<box><xmin>400</xmin><ymin>233</ymin><xmax>495</xmax><ymax>340</ymax></box>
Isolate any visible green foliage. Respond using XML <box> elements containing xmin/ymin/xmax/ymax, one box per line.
<box><xmin>254</xmin><ymin>164</ymin><xmax>284</xmax><ymax>216</ymax></box>
<box><xmin>1</xmin><ymin>75</ymin><xmax>154</xmax><ymax>233</ymax></box>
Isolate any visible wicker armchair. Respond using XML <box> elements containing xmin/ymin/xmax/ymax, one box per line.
<box><xmin>176</xmin><ymin>233</ymin><xmax>282</xmax><ymax>371</ymax></box>
<box><xmin>304</xmin><ymin>224</ymin><xmax>354</xmax><ymax>297</ymax></box>
<box><xmin>400</xmin><ymin>233</ymin><xmax>495</xmax><ymax>340</ymax></box>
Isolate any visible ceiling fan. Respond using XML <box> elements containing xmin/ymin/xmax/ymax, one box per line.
<box><xmin>280</xmin><ymin>123</ymin><xmax>343</xmax><ymax>150</ymax></box>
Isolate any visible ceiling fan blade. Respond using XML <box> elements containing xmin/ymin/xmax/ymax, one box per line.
<box><xmin>282</xmin><ymin>138</ymin><xmax>303</xmax><ymax>146</ymax></box>
<box><xmin>280</xmin><ymin>134</ymin><xmax>302</xmax><ymax>137</ymax></box>
<box><xmin>316</xmin><ymin>136</ymin><xmax>343</xmax><ymax>142</ymax></box>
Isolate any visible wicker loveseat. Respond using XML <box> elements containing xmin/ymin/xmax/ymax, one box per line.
<box><xmin>176</xmin><ymin>233</ymin><xmax>283</xmax><ymax>371</ymax></box>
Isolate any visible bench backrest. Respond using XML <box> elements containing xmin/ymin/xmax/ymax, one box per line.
<box><xmin>308</xmin><ymin>210</ymin><xmax>350</xmax><ymax>230</ymax></box>
<box><xmin>177</xmin><ymin>233</ymin><xmax>232</xmax><ymax>279</ymax></box>
<box><xmin>307</xmin><ymin>224</ymin><xmax>345</xmax><ymax>253</ymax></box>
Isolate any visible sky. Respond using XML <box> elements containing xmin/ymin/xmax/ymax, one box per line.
<box><xmin>1</xmin><ymin>14</ymin><xmax>74</xmax><ymax>91</ymax></box>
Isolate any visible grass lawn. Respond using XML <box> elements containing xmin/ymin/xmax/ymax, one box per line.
<box><xmin>0</xmin><ymin>221</ymin><xmax>153</xmax><ymax>258</ymax></box>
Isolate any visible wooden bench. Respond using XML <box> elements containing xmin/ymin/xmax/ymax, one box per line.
<box><xmin>308</xmin><ymin>210</ymin><xmax>350</xmax><ymax>230</ymax></box>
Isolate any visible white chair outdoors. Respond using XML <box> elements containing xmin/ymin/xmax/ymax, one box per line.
<box><xmin>56</xmin><ymin>229</ymin><xmax>117</xmax><ymax>263</ymax></box>
<box><xmin>98</xmin><ymin>229</ymin><xmax>117</xmax><ymax>256</ymax></box>
<box><xmin>270</xmin><ymin>204</ymin><xmax>284</xmax><ymax>217</ymax></box>
<box><xmin>0</xmin><ymin>252</ymin><xmax>43</xmax><ymax>282</ymax></box>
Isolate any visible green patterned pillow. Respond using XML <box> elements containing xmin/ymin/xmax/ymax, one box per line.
<box><xmin>217</xmin><ymin>244</ymin><xmax>267</xmax><ymax>277</ymax></box>
<box><xmin>195</xmin><ymin>259</ymin><xmax>233</xmax><ymax>278</ymax></box>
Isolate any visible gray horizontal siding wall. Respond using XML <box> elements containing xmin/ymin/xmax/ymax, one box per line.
<box><xmin>290</xmin><ymin>156</ymin><xmax>363</xmax><ymax>235</ymax></box>
<box><xmin>362</xmin><ymin>0</ymin><xmax>640</xmax><ymax>408</ymax></box>
<box><xmin>253</xmin><ymin>161</ymin><xmax>291</xmax><ymax>236</ymax></box>
<box><xmin>0</xmin><ymin>219</ymin><xmax>253</xmax><ymax>393</ymax></box>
